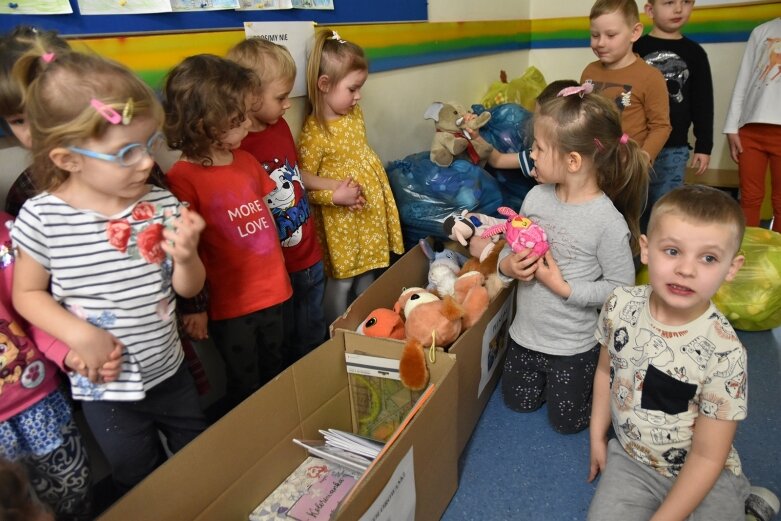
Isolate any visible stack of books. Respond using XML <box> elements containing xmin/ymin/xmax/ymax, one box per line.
<box><xmin>292</xmin><ymin>429</ymin><xmax>383</xmax><ymax>474</ymax></box>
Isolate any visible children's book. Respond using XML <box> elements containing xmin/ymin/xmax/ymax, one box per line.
<box><xmin>345</xmin><ymin>352</ymin><xmax>422</xmax><ymax>442</ymax></box>
<box><xmin>249</xmin><ymin>456</ymin><xmax>360</xmax><ymax>521</ymax></box>
<box><xmin>291</xmin><ymin>438</ymin><xmax>372</xmax><ymax>474</ymax></box>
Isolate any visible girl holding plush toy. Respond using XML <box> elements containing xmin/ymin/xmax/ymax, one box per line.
<box><xmin>497</xmin><ymin>85</ymin><xmax>648</xmax><ymax>434</ymax></box>
<box><xmin>299</xmin><ymin>29</ymin><xmax>404</xmax><ymax>327</ymax></box>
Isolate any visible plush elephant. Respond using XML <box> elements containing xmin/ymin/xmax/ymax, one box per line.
<box><xmin>424</xmin><ymin>101</ymin><xmax>493</xmax><ymax>167</ymax></box>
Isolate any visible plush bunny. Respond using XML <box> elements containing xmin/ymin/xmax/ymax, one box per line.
<box><xmin>481</xmin><ymin>206</ymin><xmax>549</xmax><ymax>257</ymax></box>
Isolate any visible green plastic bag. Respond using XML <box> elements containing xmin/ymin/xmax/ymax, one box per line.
<box><xmin>481</xmin><ymin>67</ymin><xmax>547</xmax><ymax>112</ymax></box>
<box><xmin>636</xmin><ymin>227</ymin><xmax>781</xmax><ymax>331</ymax></box>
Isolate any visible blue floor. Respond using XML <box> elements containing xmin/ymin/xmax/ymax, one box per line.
<box><xmin>443</xmin><ymin>327</ymin><xmax>781</xmax><ymax>521</ymax></box>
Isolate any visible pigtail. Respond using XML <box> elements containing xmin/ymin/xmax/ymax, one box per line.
<box><xmin>306</xmin><ymin>30</ymin><xmax>330</xmax><ymax>129</ymax></box>
<box><xmin>604</xmin><ymin>137</ymin><xmax>648</xmax><ymax>255</ymax></box>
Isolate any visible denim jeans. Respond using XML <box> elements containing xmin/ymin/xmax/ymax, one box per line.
<box><xmin>285</xmin><ymin>260</ymin><xmax>327</xmax><ymax>366</ymax></box>
<box><xmin>641</xmin><ymin>146</ymin><xmax>689</xmax><ymax>231</ymax></box>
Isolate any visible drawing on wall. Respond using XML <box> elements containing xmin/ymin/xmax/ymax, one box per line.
<box><xmin>77</xmin><ymin>0</ymin><xmax>173</xmax><ymax>15</ymax></box>
<box><xmin>171</xmin><ymin>0</ymin><xmax>239</xmax><ymax>11</ymax></box>
<box><xmin>292</xmin><ymin>0</ymin><xmax>333</xmax><ymax>9</ymax></box>
<box><xmin>0</xmin><ymin>0</ymin><xmax>72</xmax><ymax>14</ymax></box>
<box><xmin>236</xmin><ymin>0</ymin><xmax>292</xmax><ymax>10</ymax></box>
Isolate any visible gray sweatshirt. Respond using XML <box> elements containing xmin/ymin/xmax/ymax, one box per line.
<box><xmin>499</xmin><ymin>184</ymin><xmax>635</xmax><ymax>356</ymax></box>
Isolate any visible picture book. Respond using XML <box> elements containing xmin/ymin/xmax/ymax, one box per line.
<box><xmin>249</xmin><ymin>456</ymin><xmax>360</xmax><ymax>521</ymax></box>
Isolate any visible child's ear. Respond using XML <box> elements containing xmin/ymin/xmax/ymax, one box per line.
<box><xmin>49</xmin><ymin>147</ymin><xmax>82</xmax><ymax>173</ymax></box>
<box><xmin>566</xmin><ymin>151</ymin><xmax>582</xmax><ymax>173</ymax></box>
<box><xmin>317</xmin><ymin>74</ymin><xmax>330</xmax><ymax>93</ymax></box>
<box><xmin>724</xmin><ymin>253</ymin><xmax>745</xmax><ymax>282</ymax></box>
<box><xmin>630</xmin><ymin>22</ymin><xmax>643</xmax><ymax>42</ymax></box>
<box><xmin>639</xmin><ymin>234</ymin><xmax>650</xmax><ymax>265</ymax></box>
<box><xmin>643</xmin><ymin>3</ymin><xmax>654</xmax><ymax>19</ymax></box>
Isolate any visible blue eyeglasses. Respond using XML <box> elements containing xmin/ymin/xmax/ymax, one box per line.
<box><xmin>68</xmin><ymin>131</ymin><xmax>166</xmax><ymax>167</ymax></box>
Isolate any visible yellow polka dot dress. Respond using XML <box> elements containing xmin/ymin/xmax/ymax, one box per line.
<box><xmin>299</xmin><ymin>104</ymin><xmax>404</xmax><ymax>279</ymax></box>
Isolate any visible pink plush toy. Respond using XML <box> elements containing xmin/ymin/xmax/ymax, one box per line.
<box><xmin>481</xmin><ymin>206</ymin><xmax>549</xmax><ymax>257</ymax></box>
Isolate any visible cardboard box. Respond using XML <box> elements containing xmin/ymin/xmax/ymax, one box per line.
<box><xmin>99</xmin><ymin>331</ymin><xmax>459</xmax><ymax>521</ymax></box>
<box><xmin>331</xmin><ymin>243</ymin><xmax>513</xmax><ymax>454</ymax></box>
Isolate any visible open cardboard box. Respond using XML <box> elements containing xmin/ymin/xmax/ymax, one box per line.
<box><xmin>99</xmin><ymin>330</ymin><xmax>459</xmax><ymax>521</ymax></box>
<box><xmin>331</xmin><ymin>242</ymin><xmax>514</xmax><ymax>454</ymax></box>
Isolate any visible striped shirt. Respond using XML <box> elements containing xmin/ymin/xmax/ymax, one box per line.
<box><xmin>11</xmin><ymin>186</ymin><xmax>184</xmax><ymax>401</ymax></box>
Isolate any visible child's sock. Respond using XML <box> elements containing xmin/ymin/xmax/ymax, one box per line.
<box><xmin>746</xmin><ymin>486</ymin><xmax>780</xmax><ymax>521</ymax></box>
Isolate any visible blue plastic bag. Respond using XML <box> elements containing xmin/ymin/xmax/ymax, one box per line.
<box><xmin>387</xmin><ymin>151</ymin><xmax>503</xmax><ymax>248</ymax></box>
<box><xmin>473</xmin><ymin>103</ymin><xmax>537</xmax><ymax>210</ymax></box>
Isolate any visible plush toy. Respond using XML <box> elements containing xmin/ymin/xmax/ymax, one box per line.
<box><xmin>482</xmin><ymin>206</ymin><xmax>549</xmax><ymax>257</ymax></box>
<box><xmin>419</xmin><ymin>239</ymin><xmax>468</xmax><ymax>297</ymax></box>
<box><xmin>357</xmin><ymin>308</ymin><xmax>405</xmax><ymax>340</ymax></box>
<box><xmin>453</xmin><ymin>271</ymin><xmax>490</xmax><ymax>329</ymax></box>
<box><xmin>424</xmin><ymin>101</ymin><xmax>494</xmax><ymax>167</ymax></box>
<box><xmin>394</xmin><ymin>287</ymin><xmax>464</xmax><ymax>391</ymax></box>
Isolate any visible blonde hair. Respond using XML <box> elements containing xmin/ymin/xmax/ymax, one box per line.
<box><xmin>589</xmin><ymin>0</ymin><xmax>640</xmax><ymax>25</ymax></box>
<box><xmin>305</xmin><ymin>29</ymin><xmax>367</xmax><ymax>131</ymax></box>
<box><xmin>226</xmin><ymin>37</ymin><xmax>296</xmax><ymax>86</ymax></box>
<box><xmin>536</xmin><ymin>92</ymin><xmax>649</xmax><ymax>254</ymax></box>
<box><xmin>13</xmin><ymin>49</ymin><xmax>162</xmax><ymax>192</ymax></box>
<box><xmin>648</xmin><ymin>185</ymin><xmax>745</xmax><ymax>254</ymax></box>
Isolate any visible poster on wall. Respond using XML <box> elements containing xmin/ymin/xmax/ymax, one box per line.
<box><xmin>0</xmin><ymin>0</ymin><xmax>72</xmax><ymax>14</ymax></box>
<box><xmin>171</xmin><ymin>0</ymin><xmax>239</xmax><ymax>11</ymax></box>
<box><xmin>77</xmin><ymin>0</ymin><xmax>172</xmax><ymax>14</ymax></box>
<box><xmin>244</xmin><ymin>21</ymin><xmax>314</xmax><ymax>98</ymax></box>
<box><xmin>291</xmin><ymin>0</ymin><xmax>334</xmax><ymax>9</ymax></box>
<box><xmin>236</xmin><ymin>0</ymin><xmax>292</xmax><ymax>10</ymax></box>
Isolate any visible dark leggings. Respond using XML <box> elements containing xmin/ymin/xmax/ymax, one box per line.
<box><xmin>501</xmin><ymin>340</ymin><xmax>600</xmax><ymax>434</ymax></box>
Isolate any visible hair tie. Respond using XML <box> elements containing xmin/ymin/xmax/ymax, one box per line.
<box><xmin>90</xmin><ymin>98</ymin><xmax>122</xmax><ymax>125</ymax></box>
<box><xmin>619</xmin><ymin>133</ymin><xmax>629</xmax><ymax>145</ymax></box>
<box><xmin>593</xmin><ymin>138</ymin><xmax>605</xmax><ymax>152</ymax></box>
<box><xmin>557</xmin><ymin>81</ymin><xmax>594</xmax><ymax>98</ymax></box>
<box><xmin>41</xmin><ymin>52</ymin><xmax>55</xmax><ymax>63</ymax></box>
<box><xmin>330</xmin><ymin>30</ymin><xmax>346</xmax><ymax>44</ymax></box>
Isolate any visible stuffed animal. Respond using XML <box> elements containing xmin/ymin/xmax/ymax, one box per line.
<box><xmin>394</xmin><ymin>287</ymin><xmax>464</xmax><ymax>391</ymax></box>
<box><xmin>357</xmin><ymin>308</ymin><xmax>405</xmax><ymax>340</ymax></box>
<box><xmin>482</xmin><ymin>206</ymin><xmax>549</xmax><ymax>257</ymax></box>
<box><xmin>453</xmin><ymin>271</ymin><xmax>490</xmax><ymax>329</ymax></box>
<box><xmin>419</xmin><ymin>239</ymin><xmax>468</xmax><ymax>297</ymax></box>
<box><xmin>424</xmin><ymin>102</ymin><xmax>494</xmax><ymax>167</ymax></box>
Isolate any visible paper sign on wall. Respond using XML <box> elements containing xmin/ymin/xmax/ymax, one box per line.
<box><xmin>0</xmin><ymin>0</ymin><xmax>72</xmax><ymax>14</ymax></box>
<box><xmin>243</xmin><ymin>21</ymin><xmax>314</xmax><ymax>98</ymax></box>
<box><xmin>358</xmin><ymin>448</ymin><xmax>416</xmax><ymax>521</ymax></box>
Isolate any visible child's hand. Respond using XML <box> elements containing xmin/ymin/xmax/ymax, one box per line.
<box><xmin>162</xmin><ymin>206</ymin><xmax>206</xmax><ymax>265</ymax></box>
<box><xmin>70</xmin><ymin>323</ymin><xmax>124</xmax><ymax>383</ymax></box>
<box><xmin>98</xmin><ymin>345</ymin><xmax>123</xmax><ymax>383</ymax></box>
<box><xmin>499</xmin><ymin>248</ymin><xmax>539</xmax><ymax>281</ymax></box>
<box><xmin>726</xmin><ymin>133</ymin><xmax>742</xmax><ymax>164</ymax></box>
<box><xmin>64</xmin><ymin>350</ymin><xmax>88</xmax><ymax>378</ymax></box>
<box><xmin>534</xmin><ymin>251</ymin><xmax>571</xmax><ymax>298</ymax></box>
<box><xmin>182</xmin><ymin>312</ymin><xmax>209</xmax><ymax>341</ymax></box>
<box><xmin>588</xmin><ymin>438</ymin><xmax>608</xmax><ymax>482</ymax></box>
<box><xmin>332</xmin><ymin>177</ymin><xmax>366</xmax><ymax>210</ymax></box>
<box><xmin>690</xmin><ymin>153</ymin><xmax>710</xmax><ymax>176</ymax></box>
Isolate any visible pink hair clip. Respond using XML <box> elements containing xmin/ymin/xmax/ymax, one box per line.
<box><xmin>593</xmin><ymin>138</ymin><xmax>605</xmax><ymax>152</ymax></box>
<box><xmin>41</xmin><ymin>52</ymin><xmax>55</xmax><ymax>63</ymax></box>
<box><xmin>557</xmin><ymin>81</ymin><xmax>594</xmax><ymax>98</ymax></box>
<box><xmin>90</xmin><ymin>98</ymin><xmax>122</xmax><ymax>125</ymax></box>
<box><xmin>619</xmin><ymin>133</ymin><xmax>629</xmax><ymax>145</ymax></box>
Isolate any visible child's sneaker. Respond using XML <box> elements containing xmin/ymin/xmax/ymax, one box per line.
<box><xmin>746</xmin><ymin>486</ymin><xmax>780</xmax><ymax>521</ymax></box>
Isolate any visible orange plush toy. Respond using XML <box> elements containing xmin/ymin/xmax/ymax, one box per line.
<box><xmin>453</xmin><ymin>271</ymin><xmax>490</xmax><ymax>329</ymax></box>
<box><xmin>395</xmin><ymin>287</ymin><xmax>464</xmax><ymax>391</ymax></box>
<box><xmin>357</xmin><ymin>308</ymin><xmax>405</xmax><ymax>340</ymax></box>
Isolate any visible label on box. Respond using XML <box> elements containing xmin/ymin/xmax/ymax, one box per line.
<box><xmin>358</xmin><ymin>448</ymin><xmax>415</xmax><ymax>521</ymax></box>
<box><xmin>478</xmin><ymin>288</ymin><xmax>513</xmax><ymax>396</ymax></box>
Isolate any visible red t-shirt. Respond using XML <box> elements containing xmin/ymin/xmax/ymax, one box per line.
<box><xmin>167</xmin><ymin>150</ymin><xmax>292</xmax><ymax>321</ymax></box>
<box><xmin>240</xmin><ymin>119</ymin><xmax>322</xmax><ymax>273</ymax></box>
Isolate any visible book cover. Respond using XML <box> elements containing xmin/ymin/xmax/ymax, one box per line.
<box><xmin>345</xmin><ymin>353</ymin><xmax>422</xmax><ymax>442</ymax></box>
<box><xmin>249</xmin><ymin>456</ymin><xmax>360</xmax><ymax>521</ymax></box>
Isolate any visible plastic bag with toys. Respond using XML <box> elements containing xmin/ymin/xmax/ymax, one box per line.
<box><xmin>480</xmin><ymin>67</ymin><xmax>547</xmax><ymax>112</ymax></box>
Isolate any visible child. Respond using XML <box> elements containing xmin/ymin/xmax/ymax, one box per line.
<box><xmin>588</xmin><ymin>185</ymin><xmax>780</xmax><ymax>521</ymax></box>
<box><xmin>299</xmin><ymin>30</ymin><xmax>404</xmax><ymax>327</ymax></box>
<box><xmin>0</xmin><ymin>208</ymin><xmax>94</xmax><ymax>520</ymax></box>
<box><xmin>724</xmin><ymin>17</ymin><xmax>781</xmax><ymax>233</ymax></box>
<box><xmin>0</xmin><ymin>458</ymin><xmax>55</xmax><ymax>521</ymax></box>
<box><xmin>497</xmin><ymin>88</ymin><xmax>648</xmax><ymax>434</ymax></box>
<box><xmin>226</xmin><ymin>37</ymin><xmax>364</xmax><ymax>363</ymax></box>
<box><xmin>581</xmin><ymin>0</ymin><xmax>672</xmax><ymax>163</ymax></box>
<box><xmin>0</xmin><ymin>25</ymin><xmax>70</xmax><ymax>216</ymax></box>
<box><xmin>163</xmin><ymin>54</ymin><xmax>293</xmax><ymax>410</ymax></box>
<box><xmin>635</xmin><ymin>0</ymin><xmax>714</xmax><ymax>229</ymax></box>
<box><xmin>11</xmin><ymin>50</ymin><xmax>208</xmax><ymax>494</ymax></box>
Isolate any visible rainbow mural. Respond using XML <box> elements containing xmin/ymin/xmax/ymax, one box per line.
<box><xmin>69</xmin><ymin>3</ymin><xmax>781</xmax><ymax>88</ymax></box>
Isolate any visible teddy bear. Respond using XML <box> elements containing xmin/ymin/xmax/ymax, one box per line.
<box><xmin>424</xmin><ymin>101</ymin><xmax>494</xmax><ymax>168</ymax></box>
<box><xmin>394</xmin><ymin>287</ymin><xmax>464</xmax><ymax>391</ymax></box>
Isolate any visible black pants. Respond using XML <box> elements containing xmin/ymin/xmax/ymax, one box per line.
<box><xmin>81</xmin><ymin>363</ymin><xmax>206</xmax><ymax>494</ymax></box>
<box><xmin>209</xmin><ymin>301</ymin><xmax>289</xmax><ymax>411</ymax></box>
<box><xmin>501</xmin><ymin>340</ymin><xmax>600</xmax><ymax>434</ymax></box>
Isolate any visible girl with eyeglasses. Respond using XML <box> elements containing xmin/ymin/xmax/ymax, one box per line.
<box><xmin>10</xmin><ymin>49</ymin><xmax>208</xmax><ymax>495</ymax></box>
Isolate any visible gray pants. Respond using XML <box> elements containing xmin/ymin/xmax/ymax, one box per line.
<box><xmin>588</xmin><ymin>439</ymin><xmax>750</xmax><ymax>521</ymax></box>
